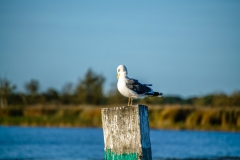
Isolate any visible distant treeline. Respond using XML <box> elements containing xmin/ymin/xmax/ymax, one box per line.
<box><xmin>1</xmin><ymin>69</ymin><xmax>240</xmax><ymax>107</ymax></box>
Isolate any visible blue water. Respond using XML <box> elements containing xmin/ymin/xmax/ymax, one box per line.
<box><xmin>0</xmin><ymin>126</ymin><xmax>239</xmax><ymax>160</ymax></box>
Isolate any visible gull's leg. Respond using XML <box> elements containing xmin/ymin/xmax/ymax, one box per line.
<box><xmin>128</xmin><ymin>97</ymin><xmax>130</xmax><ymax>106</ymax></box>
<box><xmin>130</xmin><ymin>98</ymin><xmax>133</xmax><ymax>106</ymax></box>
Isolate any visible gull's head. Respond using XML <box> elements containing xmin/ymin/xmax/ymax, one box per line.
<box><xmin>117</xmin><ymin>64</ymin><xmax>127</xmax><ymax>79</ymax></box>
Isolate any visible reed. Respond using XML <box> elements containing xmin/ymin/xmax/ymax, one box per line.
<box><xmin>0</xmin><ymin>105</ymin><xmax>239</xmax><ymax>131</ymax></box>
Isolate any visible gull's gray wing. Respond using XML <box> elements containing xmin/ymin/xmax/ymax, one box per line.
<box><xmin>126</xmin><ymin>78</ymin><xmax>152</xmax><ymax>94</ymax></box>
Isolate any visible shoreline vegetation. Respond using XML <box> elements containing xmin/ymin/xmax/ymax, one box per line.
<box><xmin>1</xmin><ymin>70</ymin><xmax>240</xmax><ymax>131</ymax></box>
<box><xmin>1</xmin><ymin>105</ymin><xmax>239</xmax><ymax>132</ymax></box>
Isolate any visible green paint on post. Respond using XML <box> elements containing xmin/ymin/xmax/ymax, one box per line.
<box><xmin>105</xmin><ymin>149</ymin><xmax>139</xmax><ymax>160</ymax></box>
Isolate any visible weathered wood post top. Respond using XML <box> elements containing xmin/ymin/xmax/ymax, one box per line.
<box><xmin>101</xmin><ymin>104</ymin><xmax>152</xmax><ymax>160</ymax></box>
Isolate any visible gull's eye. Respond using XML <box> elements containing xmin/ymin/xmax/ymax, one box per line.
<box><xmin>118</xmin><ymin>69</ymin><xmax>120</xmax><ymax>72</ymax></box>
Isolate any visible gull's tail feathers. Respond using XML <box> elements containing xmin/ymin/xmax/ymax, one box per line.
<box><xmin>156</xmin><ymin>92</ymin><xmax>163</xmax><ymax>97</ymax></box>
<box><xmin>144</xmin><ymin>84</ymin><xmax>152</xmax><ymax>86</ymax></box>
<box><xmin>144</xmin><ymin>92</ymin><xmax>163</xmax><ymax>97</ymax></box>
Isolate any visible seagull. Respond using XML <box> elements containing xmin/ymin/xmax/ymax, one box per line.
<box><xmin>117</xmin><ymin>64</ymin><xmax>163</xmax><ymax>106</ymax></box>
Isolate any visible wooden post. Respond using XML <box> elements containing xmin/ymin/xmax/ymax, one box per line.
<box><xmin>101</xmin><ymin>105</ymin><xmax>152</xmax><ymax>160</ymax></box>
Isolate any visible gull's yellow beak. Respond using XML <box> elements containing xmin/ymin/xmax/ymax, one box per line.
<box><xmin>117</xmin><ymin>73</ymin><xmax>120</xmax><ymax>79</ymax></box>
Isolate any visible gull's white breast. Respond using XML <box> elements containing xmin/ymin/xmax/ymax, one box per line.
<box><xmin>117</xmin><ymin>77</ymin><xmax>138</xmax><ymax>98</ymax></box>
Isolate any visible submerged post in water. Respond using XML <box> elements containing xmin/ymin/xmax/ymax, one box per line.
<box><xmin>101</xmin><ymin>104</ymin><xmax>152</xmax><ymax>160</ymax></box>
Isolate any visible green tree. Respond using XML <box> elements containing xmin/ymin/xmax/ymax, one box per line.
<box><xmin>212</xmin><ymin>93</ymin><xmax>228</xmax><ymax>106</ymax></box>
<box><xmin>24</xmin><ymin>79</ymin><xmax>40</xmax><ymax>104</ymax></box>
<box><xmin>230</xmin><ymin>91</ymin><xmax>240</xmax><ymax>106</ymax></box>
<box><xmin>0</xmin><ymin>77</ymin><xmax>16</xmax><ymax>107</ymax></box>
<box><xmin>45</xmin><ymin>88</ymin><xmax>59</xmax><ymax>104</ymax></box>
<box><xmin>25</xmin><ymin>79</ymin><xmax>39</xmax><ymax>96</ymax></box>
<box><xmin>61</xmin><ymin>82</ymin><xmax>74</xmax><ymax>104</ymax></box>
<box><xmin>74</xmin><ymin>69</ymin><xmax>105</xmax><ymax>105</ymax></box>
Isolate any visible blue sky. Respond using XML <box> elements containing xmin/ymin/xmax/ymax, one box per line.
<box><xmin>1</xmin><ymin>1</ymin><xmax>240</xmax><ymax>97</ymax></box>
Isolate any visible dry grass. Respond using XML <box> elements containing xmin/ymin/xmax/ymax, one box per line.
<box><xmin>0</xmin><ymin>104</ymin><xmax>240</xmax><ymax>131</ymax></box>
